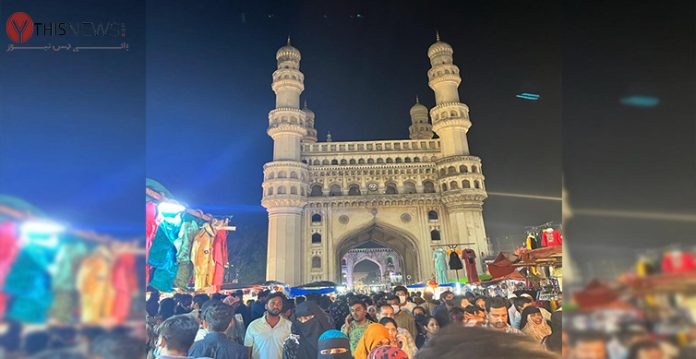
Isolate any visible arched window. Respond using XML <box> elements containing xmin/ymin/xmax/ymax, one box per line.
<box><xmin>403</xmin><ymin>181</ymin><xmax>417</xmax><ymax>194</ymax></box>
<box><xmin>322</xmin><ymin>159</ymin><xmax>330</xmax><ymax>165</ymax></box>
<box><xmin>331</xmin><ymin>159</ymin><xmax>338</xmax><ymax>165</ymax></box>
<box><xmin>310</xmin><ymin>184</ymin><xmax>323</xmax><ymax>197</ymax></box>
<box><xmin>312</xmin><ymin>214</ymin><xmax>322</xmax><ymax>223</ymax></box>
<box><xmin>312</xmin><ymin>256</ymin><xmax>321</xmax><ymax>268</ymax></box>
<box><xmin>447</xmin><ymin>166</ymin><xmax>456</xmax><ymax>174</ymax></box>
<box><xmin>385</xmin><ymin>183</ymin><xmax>398</xmax><ymax>195</ymax></box>
<box><xmin>267</xmin><ymin>187</ymin><xmax>273</xmax><ymax>195</ymax></box>
<box><xmin>472</xmin><ymin>165</ymin><xmax>479</xmax><ymax>173</ymax></box>
<box><xmin>312</xmin><ymin>233</ymin><xmax>322</xmax><ymax>244</ymax></box>
<box><xmin>413</xmin><ymin>157</ymin><xmax>420</xmax><ymax>163</ymax></box>
<box><xmin>462</xmin><ymin>180</ymin><xmax>471</xmax><ymax>188</ymax></box>
<box><xmin>301</xmin><ymin>159</ymin><xmax>307</xmax><ymax>164</ymax></box>
<box><xmin>278</xmin><ymin>171</ymin><xmax>287</xmax><ymax>178</ymax></box>
<box><xmin>404</xmin><ymin>157</ymin><xmax>412</xmax><ymax>163</ymax></box>
<box><xmin>348</xmin><ymin>184</ymin><xmax>361</xmax><ymax>195</ymax></box>
<box><xmin>395</xmin><ymin>158</ymin><xmax>403</xmax><ymax>163</ymax></box>
<box><xmin>313</xmin><ymin>160</ymin><xmax>320</xmax><ymax>165</ymax></box>
<box><xmin>349</xmin><ymin>159</ymin><xmax>356</xmax><ymax>165</ymax></box>
<box><xmin>367</xmin><ymin>158</ymin><xmax>375</xmax><ymax>164</ymax></box>
<box><xmin>267</xmin><ymin>172</ymin><xmax>275</xmax><ymax>179</ymax></box>
<box><xmin>441</xmin><ymin>183</ymin><xmax>447</xmax><ymax>191</ymax></box>
<box><xmin>358</xmin><ymin>159</ymin><xmax>365</xmax><ymax>164</ymax></box>
<box><xmin>386</xmin><ymin>158</ymin><xmax>393</xmax><ymax>163</ymax></box>
<box><xmin>439</xmin><ymin>169</ymin><xmax>446</xmax><ymax>176</ymax></box>
<box><xmin>329</xmin><ymin>184</ymin><xmax>342</xmax><ymax>196</ymax></box>
<box><xmin>290</xmin><ymin>171</ymin><xmax>298</xmax><ymax>179</ymax></box>
<box><xmin>450</xmin><ymin>181</ymin><xmax>459</xmax><ymax>189</ymax></box>
<box><xmin>428</xmin><ymin>210</ymin><xmax>439</xmax><ymax>220</ymax></box>
<box><xmin>459</xmin><ymin>165</ymin><xmax>468</xmax><ymax>173</ymax></box>
<box><xmin>340</xmin><ymin>159</ymin><xmax>347</xmax><ymax>165</ymax></box>
<box><xmin>277</xmin><ymin>186</ymin><xmax>287</xmax><ymax>195</ymax></box>
<box><xmin>430</xmin><ymin>229</ymin><xmax>441</xmax><ymax>241</ymax></box>
<box><xmin>474</xmin><ymin>180</ymin><xmax>481</xmax><ymax>189</ymax></box>
<box><xmin>290</xmin><ymin>187</ymin><xmax>297</xmax><ymax>194</ymax></box>
<box><xmin>376</xmin><ymin>158</ymin><xmax>384</xmax><ymax>164</ymax></box>
<box><xmin>423</xmin><ymin>181</ymin><xmax>436</xmax><ymax>193</ymax></box>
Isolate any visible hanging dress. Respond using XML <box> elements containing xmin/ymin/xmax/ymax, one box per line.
<box><xmin>432</xmin><ymin>249</ymin><xmax>448</xmax><ymax>284</ymax></box>
<box><xmin>448</xmin><ymin>249</ymin><xmax>463</xmax><ymax>270</ymax></box>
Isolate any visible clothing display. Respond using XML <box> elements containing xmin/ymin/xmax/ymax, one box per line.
<box><xmin>541</xmin><ymin>229</ymin><xmax>562</xmax><ymax>247</ymax></box>
<box><xmin>77</xmin><ymin>246</ymin><xmax>115</xmax><ymax>324</ymax></box>
<box><xmin>174</xmin><ymin>220</ymin><xmax>199</xmax><ymax>289</ymax></box>
<box><xmin>662</xmin><ymin>251</ymin><xmax>696</xmax><ymax>273</ymax></box>
<box><xmin>192</xmin><ymin>223</ymin><xmax>217</xmax><ymax>290</ymax></box>
<box><xmin>49</xmin><ymin>240</ymin><xmax>89</xmax><ymax>323</ymax></box>
<box><xmin>4</xmin><ymin>240</ymin><xmax>56</xmax><ymax>323</ymax></box>
<box><xmin>432</xmin><ymin>248</ymin><xmax>448</xmax><ymax>284</ymax></box>
<box><xmin>212</xmin><ymin>229</ymin><xmax>229</xmax><ymax>291</ymax></box>
<box><xmin>145</xmin><ymin>201</ymin><xmax>159</xmax><ymax>287</ymax></box>
<box><xmin>462</xmin><ymin>248</ymin><xmax>479</xmax><ymax>283</ymax></box>
<box><xmin>0</xmin><ymin>221</ymin><xmax>20</xmax><ymax>320</ymax></box>
<box><xmin>448</xmin><ymin>249</ymin><xmax>463</xmax><ymax>270</ymax></box>
<box><xmin>148</xmin><ymin>215</ymin><xmax>183</xmax><ymax>292</ymax></box>
<box><xmin>111</xmin><ymin>253</ymin><xmax>138</xmax><ymax>324</ymax></box>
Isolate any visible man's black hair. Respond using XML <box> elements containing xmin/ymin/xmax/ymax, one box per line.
<box><xmin>157</xmin><ymin>314</ymin><xmax>200</xmax><ymax>354</ymax></box>
<box><xmin>439</xmin><ymin>290</ymin><xmax>453</xmax><ymax>301</ymax></box>
<box><xmin>211</xmin><ymin>293</ymin><xmax>226</xmax><ymax>302</ymax></box>
<box><xmin>485</xmin><ymin>296</ymin><xmax>508</xmax><ymax>312</ymax></box>
<box><xmin>393</xmin><ymin>286</ymin><xmax>409</xmax><ymax>296</ymax></box>
<box><xmin>266</xmin><ymin>292</ymin><xmax>287</xmax><ymax>305</ymax></box>
<box><xmin>295</xmin><ymin>296</ymin><xmax>306</xmax><ymax>304</ymax></box>
<box><xmin>449</xmin><ymin>307</ymin><xmax>465</xmax><ymax>323</ymax></box>
<box><xmin>232</xmin><ymin>289</ymin><xmax>244</xmax><ymax>298</ymax></box>
<box><xmin>178</xmin><ymin>293</ymin><xmax>193</xmax><ymax>307</ymax></box>
<box><xmin>203</xmin><ymin>300</ymin><xmax>235</xmax><ymax>332</ymax></box>
<box><xmin>385</xmin><ymin>294</ymin><xmax>399</xmax><ymax>302</ymax></box>
<box><xmin>349</xmin><ymin>299</ymin><xmax>367</xmax><ymax>310</ymax></box>
<box><xmin>463</xmin><ymin>305</ymin><xmax>483</xmax><ymax>315</ymax></box>
<box><xmin>79</xmin><ymin>326</ymin><xmax>107</xmax><ymax>342</ymax></box>
<box><xmin>512</xmin><ymin>296</ymin><xmax>532</xmax><ymax>311</ymax></box>
<box><xmin>158</xmin><ymin>297</ymin><xmax>176</xmax><ymax>320</ymax></box>
<box><xmin>192</xmin><ymin>293</ymin><xmax>210</xmax><ymax>308</ymax></box>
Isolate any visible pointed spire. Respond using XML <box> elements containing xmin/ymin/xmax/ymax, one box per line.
<box><xmin>435</xmin><ymin>30</ymin><xmax>440</xmax><ymax>42</ymax></box>
<box><xmin>287</xmin><ymin>34</ymin><xmax>291</xmax><ymax>46</ymax></box>
<box><xmin>415</xmin><ymin>95</ymin><xmax>420</xmax><ymax>104</ymax></box>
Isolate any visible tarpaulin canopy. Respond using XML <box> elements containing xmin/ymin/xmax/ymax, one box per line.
<box><xmin>289</xmin><ymin>287</ymin><xmax>336</xmax><ymax>297</ymax></box>
<box><xmin>295</xmin><ymin>281</ymin><xmax>337</xmax><ymax>288</ymax></box>
<box><xmin>488</xmin><ymin>252</ymin><xmax>517</xmax><ymax>279</ymax></box>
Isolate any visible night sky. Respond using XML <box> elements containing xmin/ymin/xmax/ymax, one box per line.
<box><xmin>146</xmin><ymin>0</ymin><xmax>562</xmax><ymax>261</ymax></box>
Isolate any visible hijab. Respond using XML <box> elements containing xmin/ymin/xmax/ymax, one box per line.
<box><xmin>520</xmin><ymin>306</ymin><xmax>552</xmax><ymax>343</ymax></box>
<box><xmin>354</xmin><ymin>324</ymin><xmax>390</xmax><ymax>359</ymax></box>
<box><xmin>318</xmin><ymin>330</ymin><xmax>351</xmax><ymax>359</ymax></box>
<box><xmin>292</xmin><ymin>301</ymin><xmax>333</xmax><ymax>359</ymax></box>
<box><xmin>367</xmin><ymin>346</ymin><xmax>409</xmax><ymax>359</ymax></box>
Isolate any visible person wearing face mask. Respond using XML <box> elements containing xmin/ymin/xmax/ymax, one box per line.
<box><xmin>385</xmin><ymin>295</ymin><xmax>417</xmax><ymax>340</ymax></box>
<box><xmin>392</xmin><ymin>286</ymin><xmax>417</xmax><ymax>314</ymax></box>
<box><xmin>291</xmin><ymin>301</ymin><xmax>333</xmax><ymax>359</ymax></box>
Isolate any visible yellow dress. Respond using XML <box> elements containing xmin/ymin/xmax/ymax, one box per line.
<box><xmin>191</xmin><ymin>223</ymin><xmax>216</xmax><ymax>290</ymax></box>
<box><xmin>76</xmin><ymin>246</ymin><xmax>115</xmax><ymax>324</ymax></box>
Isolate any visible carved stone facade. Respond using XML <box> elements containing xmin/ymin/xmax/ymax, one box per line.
<box><xmin>341</xmin><ymin>247</ymin><xmax>402</xmax><ymax>288</ymax></box>
<box><xmin>262</xmin><ymin>35</ymin><xmax>491</xmax><ymax>286</ymax></box>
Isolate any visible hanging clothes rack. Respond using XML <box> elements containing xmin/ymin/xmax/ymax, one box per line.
<box><xmin>146</xmin><ymin>187</ymin><xmax>236</xmax><ymax>232</ymax></box>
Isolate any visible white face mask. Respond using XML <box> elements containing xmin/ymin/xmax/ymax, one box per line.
<box><xmin>392</xmin><ymin>304</ymin><xmax>401</xmax><ymax>314</ymax></box>
<box><xmin>398</xmin><ymin>295</ymin><xmax>407</xmax><ymax>304</ymax></box>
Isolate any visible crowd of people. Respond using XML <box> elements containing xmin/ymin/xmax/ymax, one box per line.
<box><xmin>142</xmin><ymin>286</ymin><xmax>566</xmax><ymax>359</ymax></box>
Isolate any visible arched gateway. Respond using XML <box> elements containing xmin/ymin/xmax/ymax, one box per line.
<box><xmin>261</xmin><ymin>36</ymin><xmax>491</xmax><ymax>286</ymax></box>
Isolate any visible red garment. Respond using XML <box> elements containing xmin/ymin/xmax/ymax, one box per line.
<box><xmin>662</xmin><ymin>251</ymin><xmax>696</xmax><ymax>273</ymax></box>
<box><xmin>145</xmin><ymin>202</ymin><xmax>159</xmax><ymax>287</ymax></box>
<box><xmin>541</xmin><ymin>230</ymin><xmax>563</xmax><ymax>247</ymax></box>
<box><xmin>111</xmin><ymin>253</ymin><xmax>137</xmax><ymax>324</ymax></box>
<box><xmin>0</xmin><ymin>222</ymin><xmax>20</xmax><ymax>320</ymax></box>
<box><xmin>461</xmin><ymin>248</ymin><xmax>479</xmax><ymax>283</ymax></box>
<box><xmin>212</xmin><ymin>230</ymin><xmax>229</xmax><ymax>291</ymax></box>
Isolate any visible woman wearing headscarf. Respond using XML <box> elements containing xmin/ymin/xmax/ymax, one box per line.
<box><xmin>317</xmin><ymin>329</ymin><xmax>352</xmax><ymax>359</ymax></box>
<box><xmin>354</xmin><ymin>323</ymin><xmax>391</xmax><ymax>359</ymax></box>
<box><xmin>291</xmin><ymin>301</ymin><xmax>334</xmax><ymax>359</ymax></box>
<box><xmin>367</xmin><ymin>346</ymin><xmax>409</xmax><ymax>359</ymax></box>
<box><xmin>519</xmin><ymin>306</ymin><xmax>552</xmax><ymax>345</ymax></box>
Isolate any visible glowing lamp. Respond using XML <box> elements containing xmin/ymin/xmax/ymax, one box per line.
<box><xmin>157</xmin><ymin>202</ymin><xmax>186</xmax><ymax>215</ymax></box>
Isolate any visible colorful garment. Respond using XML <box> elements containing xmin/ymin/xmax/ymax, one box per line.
<box><xmin>191</xmin><ymin>223</ymin><xmax>216</xmax><ymax>290</ymax></box>
<box><xmin>0</xmin><ymin>221</ymin><xmax>20</xmax><ymax>319</ymax></box>
<box><xmin>49</xmin><ymin>239</ymin><xmax>88</xmax><ymax>323</ymax></box>
<box><xmin>354</xmin><ymin>324</ymin><xmax>390</xmax><ymax>359</ymax></box>
<box><xmin>5</xmin><ymin>241</ymin><xmax>57</xmax><ymax>323</ymax></box>
<box><xmin>541</xmin><ymin>229</ymin><xmax>562</xmax><ymax>247</ymax></box>
<box><xmin>148</xmin><ymin>217</ymin><xmax>182</xmax><ymax>292</ymax></box>
<box><xmin>112</xmin><ymin>253</ymin><xmax>137</xmax><ymax>323</ymax></box>
<box><xmin>212</xmin><ymin>229</ymin><xmax>229</xmax><ymax>291</ymax></box>
<box><xmin>77</xmin><ymin>246</ymin><xmax>115</xmax><ymax>323</ymax></box>
<box><xmin>432</xmin><ymin>249</ymin><xmax>448</xmax><ymax>284</ymax></box>
<box><xmin>341</xmin><ymin>320</ymin><xmax>374</xmax><ymax>353</ymax></box>
<box><xmin>173</xmin><ymin>220</ymin><xmax>199</xmax><ymax>289</ymax></box>
<box><xmin>145</xmin><ymin>201</ymin><xmax>159</xmax><ymax>287</ymax></box>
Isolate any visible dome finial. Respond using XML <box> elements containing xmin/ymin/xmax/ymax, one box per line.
<box><xmin>303</xmin><ymin>99</ymin><xmax>308</xmax><ymax>108</ymax></box>
<box><xmin>415</xmin><ymin>95</ymin><xmax>420</xmax><ymax>104</ymax></box>
<box><xmin>287</xmin><ymin>34</ymin><xmax>291</xmax><ymax>46</ymax></box>
<box><xmin>436</xmin><ymin>30</ymin><xmax>440</xmax><ymax>42</ymax></box>
<box><xmin>326</xmin><ymin>131</ymin><xmax>333</xmax><ymax>142</ymax></box>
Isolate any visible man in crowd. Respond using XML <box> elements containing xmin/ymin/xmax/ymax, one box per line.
<box><xmin>190</xmin><ymin>294</ymin><xmax>210</xmax><ymax>321</ymax></box>
<box><xmin>188</xmin><ymin>300</ymin><xmax>248</xmax><ymax>358</ymax></box>
<box><xmin>569</xmin><ymin>331</ymin><xmax>608</xmax><ymax>359</ymax></box>
<box><xmin>433</xmin><ymin>291</ymin><xmax>456</xmax><ymax>327</ymax></box>
<box><xmin>244</xmin><ymin>292</ymin><xmax>292</xmax><ymax>359</ymax></box>
<box><xmin>153</xmin><ymin>315</ymin><xmax>201</xmax><ymax>359</ymax></box>
<box><xmin>421</xmin><ymin>290</ymin><xmax>439</xmax><ymax>316</ymax></box>
<box><xmin>463</xmin><ymin>305</ymin><xmax>486</xmax><ymax>327</ymax></box>
<box><xmin>232</xmin><ymin>289</ymin><xmax>252</xmax><ymax>326</ymax></box>
<box><xmin>393</xmin><ymin>286</ymin><xmax>417</xmax><ymax>313</ymax></box>
<box><xmin>486</xmin><ymin>297</ymin><xmax>522</xmax><ymax>334</ymax></box>
<box><xmin>386</xmin><ymin>294</ymin><xmax>417</xmax><ymax>339</ymax></box>
<box><xmin>511</xmin><ymin>296</ymin><xmax>533</xmax><ymax>329</ymax></box>
<box><xmin>251</xmin><ymin>290</ymin><xmax>270</xmax><ymax>321</ymax></box>
<box><xmin>340</xmin><ymin>300</ymin><xmax>374</xmax><ymax>353</ymax></box>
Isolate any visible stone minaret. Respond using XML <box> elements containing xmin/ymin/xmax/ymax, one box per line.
<box><xmin>262</xmin><ymin>37</ymin><xmax>309</xmax><ymax>285</ymax></box>
<box><xmin>302</xmin><ymin>100</ymin><xmax>318</xmax><ymax>144</ymax></box>
<box><xmin>428</xmin><ymin>32</ymin><xmax>490</xmax><ymax>273</ymax></box>
<box><xmin>409</xmin><ymin>96</ymin><xmax>434</xmax><ymax>140</ymax></box>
